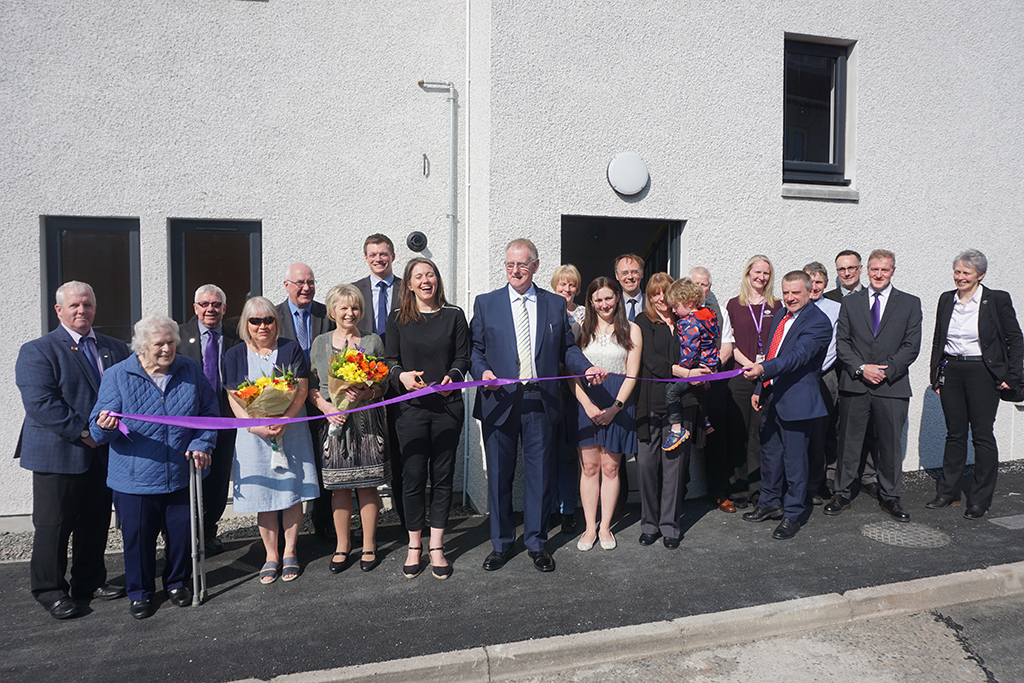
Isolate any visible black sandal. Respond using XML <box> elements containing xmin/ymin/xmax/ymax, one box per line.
<box><xmin>430</xmin><ymin>547</ymin><xmax>452</xmax><ymax>580</ymax></box>
<box><xmin>360</xmin><ymin>547</ymin><xmax>380</xmax><ymax>572</ymax></box>
<box><xmin>329</xmin><ymin>551</ymin><xmax>350</xmax><ymax>574</ymax></box>
<box><xmin>403</xmin><ymin>546</ymin><xmax>423</xmax><ymax>579</ymax></box>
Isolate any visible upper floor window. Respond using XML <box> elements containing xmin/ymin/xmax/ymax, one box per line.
<box><xmin>784</xmin><ymin>39</ymin><xmax>850</xmax><ymax>186</ymax></box>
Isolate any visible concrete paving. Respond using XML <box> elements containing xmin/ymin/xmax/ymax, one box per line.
<box><xmin>2</xmin><ymin>466</ymin><xmax>1023</xmax><ymax>683</ymax></box>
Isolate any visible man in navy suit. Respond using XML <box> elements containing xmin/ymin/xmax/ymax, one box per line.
<box><xmin>471</xmin><ymin>238</ymin><xmax>606</xmax><ymax>572</ymax></box>
<box><xmin>15</xmin><ymin>281</ymin><xmax>131</xmax><ymax>619</ymax></box>
<box><xmin>740</xmin><ymin>271</ymin><xmax>832</xmax><ymax>539</ymax></box>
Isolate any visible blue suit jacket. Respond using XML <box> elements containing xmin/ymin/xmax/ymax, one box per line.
<box><xmin>470</xmin><ymin>285</ymin><xmax>591</xmax><ymax>426</ymax></box>
<box><xmin>16</xmin><ymin>326</ymin><xmax>131</xmax><ymax>474</ymax></box>
<box><xmin>755</xmin><ymin>303</ymin><xmax>833</xmax><ymax>422</ymax></box>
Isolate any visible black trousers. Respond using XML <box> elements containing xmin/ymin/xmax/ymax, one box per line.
<box><xmin>114</xmin><ymin>487</ymin><xmax>191</xmax><ymax>602</ymax></box>
<box><xmin>699</xmin><ymin>379</ymin><xmax>730</xmax><ymax>499</ymax></box>
<box><xmin>30</xmin><ymin>457</ymin><xmax>112</xmax><ymax>606</ymax></box>
<box><xmin>725</xmin><ymin>375</ymin><xmax>761</xmax><ymax>499</ymax></box>
<box><xmin>202</xmin><ymin>427</ymin><xmax>236</xmax><ymax>539</ymax></box>
<box><xmin>395</xmin><ymin>400</ymin><xmax>464</xmax><ymax>532</ymax></box>
<box><xmin>937</xmin><ymin>359</ymin><xmax>1002</xmax><ymax>509</ymax></box>
<box><xmin>836</xmin><ymin>392</ymin><xmax>908</xmax><ymax>501</ymax></box>
<box><xmin>637</xmin><ymin>411</ymin><xmax>691</xmax><ymax>539</ymax></box>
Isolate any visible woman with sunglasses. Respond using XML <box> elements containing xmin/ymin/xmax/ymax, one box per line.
<box><xmin>224</xmin><ymin>296</ymin><xmax>319</xmax><ymax>584</ymax></box>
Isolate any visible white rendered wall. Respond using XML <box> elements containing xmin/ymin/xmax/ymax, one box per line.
<box><xmin>2</xmin><ymin>1</ymin><xmax>1023</xmax><ymax>517</ymax></box>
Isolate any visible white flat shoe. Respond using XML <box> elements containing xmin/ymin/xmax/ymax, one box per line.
<box><xmin>577</xmin><ymin>536</ymin><xmax>595</xmax><ymax>551</ymax></box>
<box><xmin>600</xmin><ymin>533</ymin><xmax>616</xmax><ymax>550</ymax></box>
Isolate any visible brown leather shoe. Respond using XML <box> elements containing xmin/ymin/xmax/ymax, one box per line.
<box><xmin>718</xmin><ymin>498</ymin><xmax>737</xmax><ymax>513</ymax></box>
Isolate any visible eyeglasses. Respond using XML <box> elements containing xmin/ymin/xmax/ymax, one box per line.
<box><xmin>504</xmin><ymin>260</ymin><xmax>536</xmax><ymax>272</ymax></box>
<box><xmin>617</xmin><ymin>269</ymin><xmax>642</xmax><ymax>277</ymax></box>
<box><xmin>195</xmin><ymin>301</ymin><xmax>224</xmax><ymax>309</ymax></box>
<box><xmin>247</xmin><ymin>316</ymin><xmax>276</xmax><ymax>326</ymax></box>
<box><xmin>836</xmin><ymin>266</ymin><xmax>861</xmax><ymax>274</ymax></box>
<box><xmin>286</xmin><ymin>279</ymin><xmax>315</xmax><ymax>288</ymax></box>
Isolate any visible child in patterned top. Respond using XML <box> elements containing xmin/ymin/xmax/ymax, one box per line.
<box><xmin>662</xmin><ymin>279</ymin><xmax>720</xmax><ymax>451</ymax></box>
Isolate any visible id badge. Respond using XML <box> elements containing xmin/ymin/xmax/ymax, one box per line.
<box><xmin>755</xmin><ymin>353</ymin><xmax>766</xmax><ymax>363</ymax></box>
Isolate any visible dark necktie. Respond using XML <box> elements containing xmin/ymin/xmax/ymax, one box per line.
<box><xmin>81</xmin><ymin>337</ymin><xmax>102</xmax><ymax>385</ymax></box>
<box><xmin>627</xmin><ymin>298</ymin><xmax>637</xmax><ymax>322</ymax></box>
<box><xmin>295</xmin><ymin>309</ymin><xmax>309</xmax><ymax>352</ymax></box>
<box><xmin>376</xmin><ymin>281</ymin><xmax>388</xmax><ymax>341</ymax></box>
<box><xmin>203</xmin><ymin>329</ymin><xmax>219</xmax><ymax>393</ymax></box>
<box><xmin>871</xmin><ymin>292</ymin><xmax>881</xmax><ymax>336</ymax></box>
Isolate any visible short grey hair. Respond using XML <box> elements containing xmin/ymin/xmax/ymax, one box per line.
<box><xmin>55</xmin><ymin>281</ymin><xmax>96</xmax><ymax>307</ymax></box>
<box><xmin>954</xmin><ymin>249</ymin><xmax>988</xmax><ymax>275</ymax></box>
<box><xmin>131</xmin><ymin>315</ymin><xmax>180</xmax><ymax>353</ymax></box>
<box><xmin>194</xmin><ymin>284</ymin><xmax>226</xmax><ymax>306</ymax></box>
<box><xmin>688</xmin><ymin>266</ymin><xmax>712</xmax><ymax>285</ymax></box>
<box><xmin>505</xmin><ymin>238</ymin><xmax>539</xmax><ymax>263</ymax></box>
<box><xmin>803</xmin><ymin>261</ymin><xmax>829</xmax><ymax>280</ymax></box>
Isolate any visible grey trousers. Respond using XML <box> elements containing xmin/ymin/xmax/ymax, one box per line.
<box><xmin>636</xmin><ymin>411</ymin><xmax>692</xmax><ymax>540</ymax></box>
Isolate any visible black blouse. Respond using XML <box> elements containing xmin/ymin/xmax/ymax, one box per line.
<box><xmin>384</xmin><ymin>306</ymin><xmax>471</xmax><ymax>410</ymax></box>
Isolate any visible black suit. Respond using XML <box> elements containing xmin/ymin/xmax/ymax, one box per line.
<box><xmin>276</xmin><ymin>299</ymin><xmax>336</xmax><ymax>531</ymax></box>
<box><xmin>178</xmin><ymin>317</ymin><xmax>243</xmax><ymax>539</ymax></box>
<box><xmin>929</xmin><ymin>287</ymin><xmax>1024</xmax><ymax>509</ymax></box>
<box><xmin>352</xmin><ymin>275</ymin><xmax>405</xmax><ymax>525</ymax></box>
<box><xmin>835</xmin><ymin>285</ymin><xmax>922</xmax><ymax>501</ymax></box>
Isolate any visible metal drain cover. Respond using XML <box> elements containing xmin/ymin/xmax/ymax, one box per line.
<box><xmin>861</xmin><ymin>521</ymin><xmax>951</xmax><ymax>548</ymax></box>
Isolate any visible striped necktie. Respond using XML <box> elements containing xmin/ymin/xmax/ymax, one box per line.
<box><xmin>515</xmin><ymin>295</ymin><xmax>534</xmax><ymax>380</ymax></box>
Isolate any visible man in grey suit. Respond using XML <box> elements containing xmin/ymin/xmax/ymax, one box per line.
<box><xmin>351</xmin><ymin>233</ymin><xmax>405</xmax><ymax>526</ymax></box>
<box><xmin>178</xmin><ymin>284</ymin><xmax>242</xmax><ymax>554</ymax></box>
<box><xmin>276</xmin><ymin>263</ymin><xmax>336</xmax><ymax>538</ymax></box>
<box><xmin>15</xmin><ymin>281</ymin><xmax>130</xmax><ymax>619</ymax></box>
<box><xmin>825</xmin><ymin>249</ymin><xmax>922</xmax><ymax>522</ymax></box>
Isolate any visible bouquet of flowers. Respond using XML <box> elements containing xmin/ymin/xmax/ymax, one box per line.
<box><xmin>327</xmin><ymin>342</ymin><xmax>390</xmax><ymax>436</ymax></box>
<box><xmin>228</xmin><ymin>367</ymin><xmax>298</xmax><ymax>470</ymax></box>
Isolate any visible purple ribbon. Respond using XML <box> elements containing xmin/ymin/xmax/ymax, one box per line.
<box><xmin>109</xmin><ymin>368</ymin><xmax>745</xmax><ymax>432</ymax></box>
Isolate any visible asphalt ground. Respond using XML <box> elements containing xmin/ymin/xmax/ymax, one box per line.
<box><xmin>2</xmin><ymin>465</ymin><xmax>1024</xmax><ymax>683</ymax></box>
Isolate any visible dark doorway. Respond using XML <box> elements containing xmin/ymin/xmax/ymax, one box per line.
<box><xmin>560</xmin><ymin>215</ymin><xmax>683</xmax><ymax>295</ymax></box>
<box><xmin>170</xmin><ymin>219</ymin><xmax>262</xmax><ymax>327</ymax></box>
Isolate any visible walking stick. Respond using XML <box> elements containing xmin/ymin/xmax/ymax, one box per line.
<box><xmin>189</xmin><ymin>458</ymin><xmax>207</xmax><ymax>605</ymax></box>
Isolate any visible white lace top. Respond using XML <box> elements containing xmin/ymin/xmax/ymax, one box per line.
<box><xmin>581</xmin><ymin>333</ymin><xmax>627</xmax><ymax>375</ymax></box>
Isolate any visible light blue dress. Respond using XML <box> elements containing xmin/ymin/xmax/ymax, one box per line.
<box><xmin>231</xmin><ymin>348</ymin><xmax>319</xmax><ymax>513</ymax></box>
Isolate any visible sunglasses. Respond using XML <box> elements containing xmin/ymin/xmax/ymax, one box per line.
<box><xmin>247</xmin><ymin>316</ymin><xmax>276</xmax><ymax>326</ymax></box>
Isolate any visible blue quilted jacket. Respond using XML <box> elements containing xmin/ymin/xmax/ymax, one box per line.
<box><xmin>90</xmin><ymin>353</ymin><xmax>219</xmax><ymax>495</ymax></box>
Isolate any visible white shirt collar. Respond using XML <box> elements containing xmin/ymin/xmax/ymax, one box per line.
<box><xmin>371</xmin><ymin>273</ymin><xmax>395</xmax><ymax>288</ymax></box>
<box><xmin>508</xmin><ymin>283</ymin><xmax>537</xmax><ymax>302</ymax></box>
<box><xmin>61</xmin><ymin>323</ymin><xmax>96</xmax><ymax>344</ymax></box>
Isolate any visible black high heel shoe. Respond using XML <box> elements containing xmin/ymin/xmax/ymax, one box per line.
<box><xmin>430</xmin><ymin>547</ymin><xmax>453</xmax><ymax>580</ymax></box>
<box><xmin>360</xmin><ymin>546</ymin><xmax>380</xmax><ymax>572</ymax></box>
<box><xmin>403</xmin><ymin>546</ymin><xmax>423</xmax><ymax>579</ymax></box>
<box><xmin>329</xmin><ymin>551</ymin><xmax>350</xmax><ymax>574</ymax></box>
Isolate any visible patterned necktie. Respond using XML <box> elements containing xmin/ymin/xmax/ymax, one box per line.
<box><xmin>515</xmin><ymin>295</ymin><xmax>535</xmax><ymax>380</ymax></box>
<box><xmin>203</xmin><ymin>329</ymin><xmax>219</xmax><ymax>393</ymax></box>
<box><xmin>628</xmin><ymin>298</ymin><xmax>637</xmax><ymax>322</ymax></box>
<box><xmin>871</xmin><ymin>292</ymin><xmax>881</xmax><ymax>336</ymax></box>
<box><xmin>81</xmin><ymin>337</ymin><xmax>102</xmax><ymax>385</ymax></box>
<box><xmin>295</xmin><ymin>309</ymin><xmax>309</xmax><ymax>352</ymax></box>
<box><xmin>762</xmin><ymin>312</ymin><xmax>791</xmax><ymax>387</ymax></box>
<box><xmin>376</xmin><ymin>281</ymin><xmax>388</xmax><ymax>341</ymax></box>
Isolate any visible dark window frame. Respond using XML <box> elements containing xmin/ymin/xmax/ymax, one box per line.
<box><xmin>42</xmin><ymin>215</ymin><xmax>142</xmax><ymax>340</ymax></box>
<box><xmin>783</xmin><ymin>39</ymin><xmax>850</xmax><ymax>186</ymax></box>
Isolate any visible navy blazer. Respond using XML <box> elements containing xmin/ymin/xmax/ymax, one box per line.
<box><xmin>15</xmin><ymin>326</ymin><xmax>130</xmax><ymax>474</ymax></box>
<box><xmin>470</xmin><ymin>285</ymin><xmax>591</xmax><ymax>426</ymax></box>
<box><xmin>836</xmin><ymin>286</ymin><xmax>922</xmax><ymax>398</ymax></box>
<box><xmin>223</xmin><ymin>337</ymin><xmax>310</xmax><ymax>394</ymax></box>
<box><xmin>929</xmin><ymin>287</ymin><xmax>1024</xmax><ymax>389</ymax></box>
<box><xmin>755</xmin><ymin>303</ymin><xmax>833</xmax><ymax>422</ymax></box>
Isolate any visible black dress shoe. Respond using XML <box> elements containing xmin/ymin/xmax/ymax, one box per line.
<box><xmin>742</xmin><ymin>505</ymin><xmax>783</xmax><ymax>522</ymax></box>
<box><xmin>360</xmin><ymin>548</ymin><xmax>380</xmax><ymax>572</ymax></box>
<box><xmin>561</xmin><ymin>513</ymin><xmax>577</xmax><ymax>534</ymax></box>
<box><xmin>861</xmin><ymin>482</ymin><xmax>881</xmax><ymax>500</ymax></box>
<box><xmin>130</xmin><ymin>599</ymin><xmax>154</xmax><ymax>619</ymax></box>
<box><xmin>638</xmin><ymin>532</ymin><xmax>661</xmax><ymax>546</ymax></box>
<box><xmin>528</xmin><ymin>550</ymin><xmax>556</xmax><ymax>572</ymax></box>
<box><xmin>482</xmin><ymin>549</ymin><xmax>513</xmax><ymax>571</ymax></box>
<box><xmin>963</xmin><ymin>504</ymin><xmax>987</xmax><ymax>520</ymax></box>
<box><xmin>330</xmin><ymin>551</ymin><xmax>351</xmax><ymax>574</ymax></box>
<box><xmin>46</xmin><ymin>596</ymin><xmax>81</xmax><ymax>620</ymax></box>
<box><xmin>732</xmin><ymin>496</ymin><xmax>749</xmax><ymax>510</ymax></box>
<box><xmin>823</xmin><ymin>495</ymin><xmax>852</xmax><ymax>516</ymax></box>
<box><xmin>167</xmin><ymin>587</ymin><xmax>192</xmax><ymax>607</ymax></box>
<box><xmin>205</xmin><ymin>536</ymin><xmax>224</xmax><ymax>556</ymax></box>
<box><xmin>74</xmin><ymin>584</ymin><xmax>126</xmax><ymax>601</ymax></box>
<box><xmin>662</xmin><ymin>536</ymin><xmax>680</xmax><ymax>549</ymax></box>
<box><xmin>772</xmin><ymin>518</ymin><xmax>800</xmax><ymax>540</ymax></box>
<box><xmin>879</xmin><ymin>498</ymin><xmax>910</xmax><ymax>522</ymax></box>
<box><xmin>925</xmin><ymin>495</ymin><xmax>960</xmax><ymax>509</ymax></box>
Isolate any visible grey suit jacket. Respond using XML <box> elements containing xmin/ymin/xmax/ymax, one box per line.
<box><xmin>275</xmin><ymin>299</ymin><xmax>335</xmax><ymax>344</ymax></box>
<box><xmin>353</xmin><ymin>275</ymin><xmax>403</xmax><ymax>336</ymax></box>
<box><xmin>836</xmin><ymin>286</ymin><xmax>922</xmax><ymax>398</ymax></box>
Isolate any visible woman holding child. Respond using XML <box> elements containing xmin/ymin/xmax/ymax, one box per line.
<box><xmin>573</xmin><ymin>277</ymin><xmax>641</xmax><ymax>552</ymax></box>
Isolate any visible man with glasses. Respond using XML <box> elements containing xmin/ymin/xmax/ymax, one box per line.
<box><xmin>179</xmin><ymin>284</ymin><xmax>242</xmax><ymax>554</ymax></box>
<box><xmin>471</xmin><ymin>238</ymin><xmax>607</xmax><ymax>573</ymax></box>
<box><xmin>276</xmin><ymin>263</ymin><xmax>336</xmax><ymax>539</ymax></box>
<box><xmin>825</xmin><ymin>250</ymin><xmax>865</xmax><ymax>302</ymax></box>
<box><xmin>614</xmin><ymin>253</ymin><xmax>645</xmax><ymax>323</ymax></box>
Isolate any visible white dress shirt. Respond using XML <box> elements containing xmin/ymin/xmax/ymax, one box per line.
<box><xmin>370</xmin><ymin>273</ymin><xmax>396</xmax><ymax>322</ymax></box>
<box><xmin>944</xmin><ymin>284</ymin><xmax>984</xmax><ymax>356</ymax></box>
<box><xmin>813</xmin><ymin>297</ymin><xmax>841</xmax><ymax>372</ymax></box>
<box><xmin>508</xmin><ymin>283</ymin><xmax>538</xmax><ymax>363</ymax></box>
<box><xmin>868</xmin><ymin>283</ymin><xmax>893</xmax><ymax>321</ymax></box>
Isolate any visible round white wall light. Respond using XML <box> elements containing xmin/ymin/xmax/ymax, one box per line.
<box><xmin>607</xmin><ymin>152</ymin><xmax>649</xmax><ymax>196</ymax></box>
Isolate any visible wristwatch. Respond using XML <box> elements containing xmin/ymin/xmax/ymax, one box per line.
<box><xmin>80</xmin><ymin>429</ymin><xmax>90</xmax><ymax>440</ymax></box>
<box><xmin>613</xmin><ymin>399</ymin><xmax>624</xmax><ymax>409</ymax></box>
<box><xmin>856</xmin><ymin>364</ymin><xmax>866</xmax><ymax>377</ymax></box>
